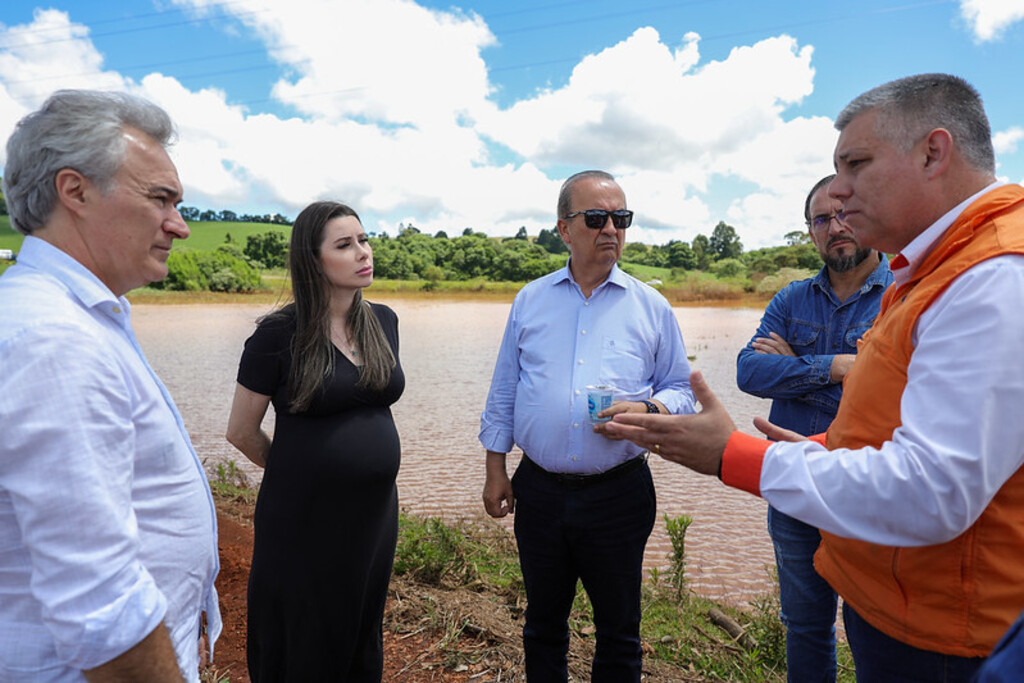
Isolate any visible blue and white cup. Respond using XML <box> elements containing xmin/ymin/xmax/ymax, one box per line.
<box><xmin>586</xmin><ymin>385</ymin><xmax>615</xmax><ymax>423</ymax></box>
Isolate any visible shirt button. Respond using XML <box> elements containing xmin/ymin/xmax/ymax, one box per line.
<box><xmin>572</xmin><ymin>456</ymin><xmax>579</xmax><ymax>461</ymax></box>
<box><xmin>575</xmin><ymin>389</ymin><xmax>581</xmax><ymax>395</ymax></box>
<box><xmin>573</xmin><ymin>423</ymin><xmax>579</xmax><ymax>429</ymax></box>
<box><xmin>578</xmin><ymin>359</ymin><xmax>584</xmax><ymax>365</ymax></box>
<box><xmin>581</xmin><ymin>329</ymin><xmax>587</xmax><ymax>335</ymax></box>
<box><xmin>112</xmin><ymin>306</ymin><xmax>121</xmax><ymax>314</ymax></box>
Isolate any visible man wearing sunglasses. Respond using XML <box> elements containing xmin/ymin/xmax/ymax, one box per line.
<box><xmin>735</xmin><ymin>174</ymin><xmax>891</xmax><ymax>682</ymax></box>
<box><xmin>480</xmin><ymin>170</ymin><xmax>695</xmax><ymax>681</ymax></box>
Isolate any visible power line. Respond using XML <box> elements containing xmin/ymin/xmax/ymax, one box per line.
<box><xmin>0</xmin><ymin>0</ymin><xmax>960</xmax><ymax>107</ymax></box>
<box><xmin>0</xmin><ymin>1</ymin><xmax>270</xmax><ymax>50</ymax></box>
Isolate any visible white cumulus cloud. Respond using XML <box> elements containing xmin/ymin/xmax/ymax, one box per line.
<box><xmin>1</xmin><ymin>3</ymin><xmax>840</xmax><ymax>247</ymax></box>
<box><xmin>959</xmin><ymin>0</ymin><xmax>1024</xmax><ymax>41</ymax></box>
<box><xmin>993</xmin><ymin>126</ymin><xmax>1024</xmax><ymax>155</ymax></box>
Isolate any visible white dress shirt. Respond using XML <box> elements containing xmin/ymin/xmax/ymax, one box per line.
<box><xmin>0</xmin><ymin>237</ymin><xmax>221</xmax><ymax>681</ymax></box>
<box><xmin>760</xmin><ymin>183</ymin><xmax>1024</xmax><ymax>546</ymax></box>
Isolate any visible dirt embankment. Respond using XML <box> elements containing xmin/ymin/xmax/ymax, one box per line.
<box><xmin>210</xmin><ymin>495</ymin><xmax>708</xmax><ymax>682</ymax></box>
<box><xmin>212</xmin><ymin>497</ymin><xmax>489</xmax><ymax>682</ymax></box>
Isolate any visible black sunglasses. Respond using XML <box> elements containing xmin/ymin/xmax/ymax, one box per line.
<box><xmin>564</xmin><ymin>209</ymin><xmax>634</xmax><ymax>230</ymax></box>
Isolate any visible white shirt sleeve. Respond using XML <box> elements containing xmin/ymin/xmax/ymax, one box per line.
<box><xmin>0</xmin><ymin>324</ymin><xmax>167</xmax><ymax>669</ymax></box>
<box><xmin>760</xmin><ymin>255</ymin><xmax>1024</xmax><ymax>546</ymax></box>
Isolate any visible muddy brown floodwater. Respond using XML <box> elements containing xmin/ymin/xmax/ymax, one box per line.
<box><xmin>134</xmin><ymin>297</ymin><xmax>776</xmax><ymax>606</ymax></box>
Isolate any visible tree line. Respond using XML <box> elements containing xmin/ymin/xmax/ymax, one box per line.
<box><xmin>227</xmin><ymin>220</ymin><xmax>821</xmax><ymax>283</ymax></box>
<box><xmin>147</xmin><ymin>216</ymin><xmax>824</xmax><ymax>293</ymax></box>
<box><xmin>178</xmin><ymin>206</ymin><xmax>291</xmax><ymax>225</ymax></box>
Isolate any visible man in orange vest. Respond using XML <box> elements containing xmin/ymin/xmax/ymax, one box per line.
<box><xmin>606</xmin><ymin>73</ymin><xmax>1024</xmax><ymax>681</ymax></box>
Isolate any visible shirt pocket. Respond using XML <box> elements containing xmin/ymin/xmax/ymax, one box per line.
<box><xmin>786</xmin><ymin>320</ymin><xmax>823</xmax><ymax>355</ymax></box>
<box><xmin>599</xmin><ymin>337</ymin><xmax>651</xmax><ymax>398</ymax></box>
<box><xmin>844</xmin><ymin>321</ymin><xmax>873</xmax><ymax>349</ymax></box>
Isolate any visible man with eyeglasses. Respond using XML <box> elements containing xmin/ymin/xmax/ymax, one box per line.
<box><xmin>735</xmin><ymin>174</ymin><xmax>891</xmax><ymax>682</ymax></box>
<box><xmin>607</xmin><ymin>73</ymin><xmax>1024</xmax><ymax>680</ymax></box>
<box><xmin>480</xmin><ymin>170</ymin><xmax>695</xmax><ymax>681</ymax></box>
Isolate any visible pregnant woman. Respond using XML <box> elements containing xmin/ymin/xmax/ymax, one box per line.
<box><xmin>226</xmin><ymin>201</ymin><xmax>404</xmax><ymax>681</ymax></box>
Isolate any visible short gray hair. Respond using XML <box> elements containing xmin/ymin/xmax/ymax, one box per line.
<box><xmin>3</xmin><ymin>89</ymin><xmax>176</xmax><ymax>234</ymax></box>
<box><xmin>557</xmin><ymin>170</ymin><xmax>617</xmax><ymax>219</ymax></box>
<box><xmin>835</xmin><ymin>73</ymin><xmax>994</xmax><ymax>175</ymax></box>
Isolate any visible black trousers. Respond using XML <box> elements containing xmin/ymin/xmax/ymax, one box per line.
<box><xmin>511</xmin><ymin>456</ymin><xmax>656</xmax><ymax>682</ymax></box>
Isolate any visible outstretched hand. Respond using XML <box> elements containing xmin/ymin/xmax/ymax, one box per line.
<box><xmin>752</xmin><ymin>416</ymin><xmax>805</xmax><ymax>443</ymax></box>
<box><xmin>602</xmin><ymin>370</ymin><xmax>736</xmax><ymax>476</ymax></box>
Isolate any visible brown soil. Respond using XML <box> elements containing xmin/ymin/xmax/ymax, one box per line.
<box><xmin>209</xmin><ymin>495</ymin><xmax>482</xmax><ymax>682</ymax></box>
<box><xmin>208</xmin><ymin>494</ymin><xmax>704</xmax><ymax>682</ymax></box>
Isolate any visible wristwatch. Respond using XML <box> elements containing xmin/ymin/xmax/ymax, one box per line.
<box><xmin>641</xmin><ymin>400</ymin><xmax>660</xmax><ymax>414</ymax></box>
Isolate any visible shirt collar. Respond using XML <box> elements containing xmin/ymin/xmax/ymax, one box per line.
<box><xmin>811</xmin><ymin>252</ymin><xmax>891</xmax><ymax>297</ymax></box>
<box><xmin>891</xmin><ymin>180</ymin><xmax>1003</xmax><ymax>286</ymax></box>
<box><xmin>17</xmin><ymin>235</ymin><xmax>132</xmax><ymax>323</ymax></box>
<box><xmin>555</xmin><ymin>259</ymin><xmax>628</xmax><ymax>292</ymax></box>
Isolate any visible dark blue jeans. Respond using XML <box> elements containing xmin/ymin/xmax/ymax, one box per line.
<box><xmin>974</xmin><ymin>609</ymin><xmax>1024</xmax><ymax>682</ymax></box>
<box><xmin>511</xmin><ymin>456</ymin><xmax>656</xmax><ymax>683</ymax></box>
<box><xmin>767</xmin><ymin>505</ymin><xmax>838</xmax><ymax>682</ymax></box>
<box><xmin>844</xmin><ymin>602</ymin><xmax>986</xmax><ymax>682</ymax></box>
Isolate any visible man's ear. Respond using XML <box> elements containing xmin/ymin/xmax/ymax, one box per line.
<box><xmin>921</xmin><ymin>128</ymin><xmax>953</xmax><ymax>179</ymax></box>
<box><xmin>54</xmin><ymin>168</ymin><xmax>90</xmax><ymax>217</ymax></box>
<box><xmin>556</xmin><ymin>218</ymin><xmax>571</xmax><ymax>245</ymax></box>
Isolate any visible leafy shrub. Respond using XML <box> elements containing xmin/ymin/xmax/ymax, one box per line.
<box><xmin>156</xmin><ymin>246</ymin><xmax>262</xmax><ymax>292</ymax></box>
<box><xmin>394</xmin><ymin>516</ymin><xmax>469</xmax><ymax>585</ymax></box>
<box><xmin>756</xmin><ymin>267</ymin><xmax>816</xmax><ymax>295</ymax></box>
<box><xmin>244</xmin><ymin>230</ymin><xmax>289</xmax><ymax>269</ymax></box>
<box><xmin>710</xmin><ymin>257</ymin><xmax>748</xmax><ymax>279</ymax></box>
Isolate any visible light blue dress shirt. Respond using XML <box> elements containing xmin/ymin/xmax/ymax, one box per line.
<box><xmin>0</xmin><ymin>237</ymin><xmax>220</xmax><ymax>681</ymax></box>
<box><xmin>480</xmin><ymin>263</ymin><xmax>695</xmax><ymax>474</ymax></box>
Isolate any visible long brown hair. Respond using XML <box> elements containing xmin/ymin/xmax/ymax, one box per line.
<box><xmin>267</xmin><ymin>200</ymin><xmax>395</xmax><ymax>412</ymax></box>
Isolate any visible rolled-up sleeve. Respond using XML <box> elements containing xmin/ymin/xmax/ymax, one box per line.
<box><xmin>649</xmin><ymin>301</ymin><xmax>695</xmax><ymax>415</ymax></box>
<box><xmin>0</xmin><ymin>325</ymin><xmax>166</xmax><ymax>670</ymax></box>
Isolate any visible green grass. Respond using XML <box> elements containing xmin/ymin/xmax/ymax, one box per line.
<box><xmin>620</xmin><ymin>261</ymin><xmax>672</xmax><ymax>282</ymax></box>
<box><xmin>0</xmin><ymin>214</ymin><xmax>22</xmax><ymax>249</ymax></box>
<box><xmin>174</xmin><ymin>221</ymin><xmax>289</xmax><ymax>251</ymax></box>
<box><xmin>207</xmin><ymin>460</ymin><xmax>257</xmax><ymax>505</ymax></box>
<box><xmin>391</xmin><ymin>506</ymin><xmax>848</xmax><ymax>681</ymax></box>
<box><xmin>0</xmin><ymin>217</ymin><xmax>288</xmax><ymax>256</ymax></box>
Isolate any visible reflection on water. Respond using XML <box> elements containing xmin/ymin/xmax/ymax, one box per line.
<box><xmin>133</xmin><ymin>298</ymin><xmax>776</xmax><ymax>605</ymax></box>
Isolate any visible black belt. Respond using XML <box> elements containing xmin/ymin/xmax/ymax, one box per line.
<box><xmin>521</xmin><ymin>454</ymin><xmax>647</xmax><ymax>487</ymax></box>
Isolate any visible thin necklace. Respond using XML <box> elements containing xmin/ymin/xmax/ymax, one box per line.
<box><xmin>331</xmin><ymin>321</ymin><xmax>359</xmax><ymax>357</ymax></box>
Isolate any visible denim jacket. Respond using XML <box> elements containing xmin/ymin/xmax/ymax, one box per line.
<box><xmin>736</xmin><ymin>255</ymin><xmax>893</xmax><ymax>436</ymax></box>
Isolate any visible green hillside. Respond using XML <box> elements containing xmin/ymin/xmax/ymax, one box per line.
<box><xmin>175</xmin><ymin>221</ymin><xmax>290</xmax><ymax>251</ymax></box>
<box><xmin>0</xmin><ymin>217</ymin><xmax>288</xmax><ymax>253</ymax></box>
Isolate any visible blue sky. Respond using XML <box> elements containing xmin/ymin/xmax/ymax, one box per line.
<box><xmin>2</xmin><ymin>0</ymin><xmax>1023</xmax><ymax>248</ymax></box>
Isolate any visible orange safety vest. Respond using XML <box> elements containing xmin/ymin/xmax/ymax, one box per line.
<box><xmin>818</xmin><ymin>184</ymin><xmax>1024</xmax><ymax>656</ymax></box>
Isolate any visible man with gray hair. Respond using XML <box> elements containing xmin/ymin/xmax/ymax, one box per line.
<box><xmin>606</xmin><ymin>73</ymin><xmax>1024</xmax><ymax>680</ymax></box>
<box><xmin>0</xmin><ymin>90</ymin><xmax>220</xmax><ymax>681</ymax></box>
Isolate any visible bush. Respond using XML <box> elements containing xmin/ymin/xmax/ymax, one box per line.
<box><xmin>156</xmin><ymin>246</ymin><xmax>263</xmax><ymax>292</ymax></box>
<box><xmin>756</xmin><ymin>267</ymin><xmax>816</xmax><ymax>295</ymax></box>
<box><xmin>710</xmin><ymin>257</ymin><xmax>748</xmax><ymax>279</ymax></box>
<box><xmin>394</xmin><ymin>516</ymin><xmax>470</xmax><ymax>585</ymax></box>
<box><xmin>244</xmin><ymin>230</ymin><xmax>289</xmax><ymax>269</ymax></box>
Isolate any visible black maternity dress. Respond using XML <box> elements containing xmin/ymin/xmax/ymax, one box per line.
<box><xmin>237</xmin><ymin>302</ymin><xmax>404</xmax><ymax>682</ymax></box>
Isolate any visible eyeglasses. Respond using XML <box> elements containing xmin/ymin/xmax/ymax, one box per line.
<box><xmin>807</xmin><ymin>212</ymin><xmax>848</xmax><ymax>232</ymax></box>
<box><xmin>564</xmin><ymin>209</ymin><xmax>634</xmax><ymax>230</ymax></box>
